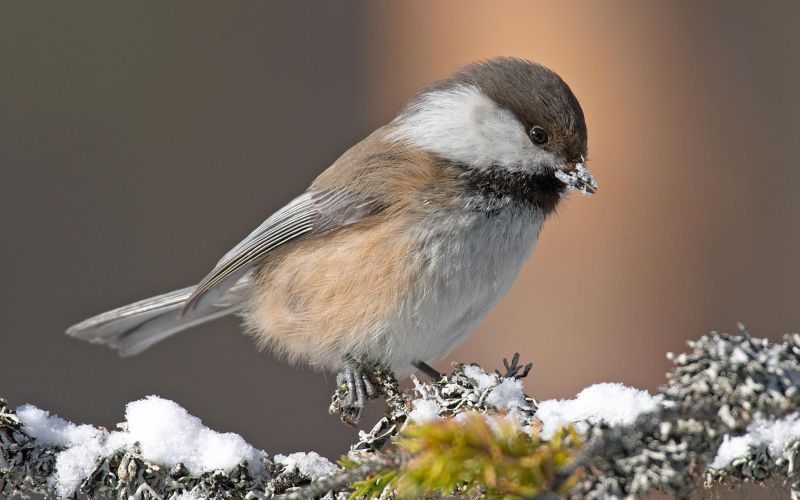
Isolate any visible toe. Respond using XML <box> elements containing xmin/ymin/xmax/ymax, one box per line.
<box><xmin>345</xmin><ymin>370</ymin><xmax>357</xmax><ymax>406</ymax></box>
<box><xmin>362</xmin><ymin>375</ymin><xmax>376</xmax><ymax>398</ymax></box>
<box><xmin>354</xmin><ymin>370</ymin><xmax>367</xmax><ymax>406</ymax></box>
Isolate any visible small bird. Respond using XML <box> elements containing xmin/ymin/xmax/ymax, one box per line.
<box><xmin>67</xmin><ymin>57</ymin><xmax>595</xmax><ymax>420</ymax></box>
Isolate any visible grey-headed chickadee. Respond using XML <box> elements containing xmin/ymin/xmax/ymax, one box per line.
<box><xmin>68</xmin><ymin>57</ymin><xmax>595</xmax><ymax>420</ymax></box>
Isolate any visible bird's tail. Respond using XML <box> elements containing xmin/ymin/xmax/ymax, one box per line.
<box><xmin>66</xmin><ymin>283</ymin><xmax>246</xmax><ymax>356</ymax></box>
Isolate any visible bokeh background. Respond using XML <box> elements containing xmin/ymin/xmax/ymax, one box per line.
<box><xmin>2</xmin><ymin>2</ymin><xmax>799</xmax><ymax>498</ymax></box>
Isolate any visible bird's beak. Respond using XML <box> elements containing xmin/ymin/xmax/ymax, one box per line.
<box><xmin>575</xmin><ymin>173</ymin><xmax>597</xmax><ymax>194</ymax></box>
<box><xmin>555</xmin><ymin>158</ymin><xmax>598</xmax><ymax>196</ymax></box>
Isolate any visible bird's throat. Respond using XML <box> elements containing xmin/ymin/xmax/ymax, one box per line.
<box><xmin>459</xmin><ymin>165</ymin><xmax>566</xmax><ymax>215</ymax></box>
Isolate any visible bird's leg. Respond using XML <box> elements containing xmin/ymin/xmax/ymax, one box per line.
<box><xmin>412</xmin><ymin>360</ymin><xmax>442</xmax><ymax>381</ymax></box>
<box><xmin>496</xmin><ymin>352</ymin><xmax>533</xmax><ymax>379</ymax></box>
<box><xmin>331</xmin><ymin>355</ymin><xmax>378</xmax><ymax>425</ymax></box>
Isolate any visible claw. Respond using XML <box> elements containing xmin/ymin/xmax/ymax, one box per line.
<box><xmin>353</xmin><ymin>373</ymin><xmax>366</xmax><ymax>408</ymax></box>
<box><xmin>362</xmin><ymin>376</ymin><xmax>376</xmax><ymax>398</ymax></box>
<box><xmin>496</xmin><ymin>352</ymin><xmax>533</xmax><ymax>379</ymax></box>
<box><xmin>344</xmin><ymin>367</ymin><xmax>358</xmax><ymax>406</ymax></box>
<box><xmin>333</xmin><ymin>356</ymin><xmax>379</xmax><ymax>425</ymax></box>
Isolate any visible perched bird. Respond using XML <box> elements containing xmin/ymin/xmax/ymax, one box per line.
<box><xmin>67</xmin><ymin>57</ymin><xmax>595</xmax><ymax>420</ymax></box>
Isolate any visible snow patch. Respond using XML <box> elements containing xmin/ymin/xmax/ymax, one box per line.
<box><xmin>16</xmin><ymin>405</ymin><xmax>100</xmax><ymax>447</ymax></box>
<box><xmin>408</xmin><ymin>399</ymin><xmax>442</xmax><ymax>423</ymax></box>
<box><xmin>711</xmin><ymin>434</ymin><xmax>755</xmax><ymax>470</ymax></box>
<box><xmin>462</xmin><ymin>365</ymin><xmax>526</xmax><ymax>410</ymax></box>
<box><xmin>172</xmin><ymin>492</ymin><xmax>203</xmax><ymax>500</ymax></box>
<box><xmin>17</xmin><ymin>396</ymin><xmax>266</xmax><ymax>497</ymax></box>
<box><xmin>535</xmin><ymin>383</ymin><xmax>660</xmax><ymax>438</ymax></box>
<box><xmin>711</xmin><ymin>413</ymin><xmax>800</xmax><ymax>469</ymax></box>
<box><xmin>463</xmin><ymin>364</ymin><xmax>497</xmax><ymax>391</ymax></box>
<box><xmin>17</xmin><ymin>405</ymin><xmax>106</xmax><ymax>496</ymax></box>
<box><xmin>486</xmin><ymin>378</ymin><xmax>526</xmax><ymax>410</ymax></box>
<box><xmin>274</xmin><ymin>452</ymin><xmax>337</xmax><ymax>480</ymax></box>
<box><xmin>125</xmin><ymin>396</ymin><xmax>264</xmax><ymax>475</ymax></box>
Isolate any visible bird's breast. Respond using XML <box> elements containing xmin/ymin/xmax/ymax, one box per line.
<box><xmin>382</xmin><ymin>203</ymin><xmax>544</xmax><ymax>373</ymax></box>
<box><xmin>243</xmin><ymin>202</ymin><xmax>544</xmax><ymax>374</ymax></box>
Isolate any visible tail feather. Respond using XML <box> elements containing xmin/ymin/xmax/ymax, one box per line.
<box><xmin>66</xmin><ymin>284</ymin><xmax>245</xmax><ymax>356</ymax></box>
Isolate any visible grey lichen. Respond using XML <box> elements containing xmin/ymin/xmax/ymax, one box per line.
<box><xmin>0</xmin><ymin>398</ymin><xmax>329</xmax><ymax>499</ymax></box>
<box><xmin>347</xmin><ymin>357</ymin><xmax>536</xmax><ymax>455</ymax></box>
<box><xmin>2</xmin><ymin>325</ymin><xmax>800</xmax><ymax>499</ymax></box>
<box><xmin>705</xmin><ymin>437</ymin><xmax>800</xmax><ymax>499</ymax></box>
<box><xmin>571</xmin><ymin>325</ymin><xmax>800</xmax><ymax>498</ymax></box>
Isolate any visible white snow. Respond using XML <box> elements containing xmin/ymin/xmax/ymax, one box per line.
<box><xmin>16</xmin><ymin>396</ymin><xmax>266</xmax><ymax>497</ymax></box>
<box><xmin>49</xmin><ymin>438</ymin><xmax>105</xmax><ymax>496</ymax></box>
<box><xmin>172</xmin><ymin>492</ymin><xmax>203</xmax><ymax>500</ymax></box>
<box><xmin>274</xmin><ymin>451</ymin><xmax>337</xmax><ymax>480</ymax></box>
<box><xmin>710</xmin><ymin>434</ymin><xmax>755</xmax><ymax>470</ymax></box>
<box><xmin>16</xmin><ymin>405</ymin><xmax>107</xmax><ymax>496</ymax></box>
<box><xmin>463</xmin><ymin>364</ymin><xmax>497</xmax><ymax>391</ymax></box>
<box><xmin>125</xmin><ymin>396</ymin><xmax>264</xmax><ymax>475</ymax></box>
<box><xmin>462</xmin><ymin>365</ymin><xmax>526</xmax><ymax>410</ymax></box>
<box><xmin>486</xmin><ymin>378</ymin><xmax>527</xmax><ymax>410</ymax></box>
<box><xmin>711</xmin><ymin>413</ymin><xmax>800</xmax><ymax>469</ymax></box>
<box><xmin>15</xmin><ymin>405</ymin><xmax>100</xmax><ymax>447</ymax></box>
<box><xmin>535</xmin><ymin>383</ymin><xmax>660</xmax><ymax>439</ymax></box>
<box><xmin>407</xmin><ymin>399</ymin><xmax>442</xmax><ymax>423</ymax></box>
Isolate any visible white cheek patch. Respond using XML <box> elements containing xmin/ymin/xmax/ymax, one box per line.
<box><xmin>389</xmin><ymin>84</ymin><xmax>554</xmax><ymax>171</ymax></box>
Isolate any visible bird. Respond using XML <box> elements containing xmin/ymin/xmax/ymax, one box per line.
<box><xmin>67</xmin><ymin>57</ymin><xmax>595</xmax><ymax>422</ymax></box>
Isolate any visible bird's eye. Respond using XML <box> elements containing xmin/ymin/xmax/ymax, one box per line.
<box><xmin>529</xmin><ymin>126</ymin><xmax>548</xmax><ymax>145</ymax></box>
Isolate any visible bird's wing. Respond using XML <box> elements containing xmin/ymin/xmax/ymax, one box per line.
<box><xmin>184</xmin><ymin>126</ymin><xmax>429</xmax><ymax>314</ymax></box>
<box><xmin>182</xmin><ymin>189</ymin><xmax>385</xmax><ymax>313</ymax></box>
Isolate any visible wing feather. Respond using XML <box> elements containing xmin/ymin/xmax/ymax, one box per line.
<box><xmin>183</xmin><ymin>193</ymin><xmax>316</xmax><ymax>312</ymax></box>
<box><xmin>183</xmin><ymin>189</ymin><xmax>384</xmax><ymax>313</ymax></box>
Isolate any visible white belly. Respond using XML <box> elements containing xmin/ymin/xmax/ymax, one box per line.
<box><xmin>380</xmin><ymin>205</ymin><xmax>543</xmax><ymax>374</ymax></box>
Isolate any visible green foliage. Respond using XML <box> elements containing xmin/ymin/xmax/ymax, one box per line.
<box><xmin>346</xmin><ymin>414</ymin><xmax>582</xmax><ymax>499</ymax></box>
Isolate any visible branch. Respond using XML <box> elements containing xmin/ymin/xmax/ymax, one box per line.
<box><xmin>2</xmin><ymin>325</ymin><xmax>799</xmax><ymax>499</ymax></box>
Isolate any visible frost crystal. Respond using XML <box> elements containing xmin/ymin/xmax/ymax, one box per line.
<box><xmin>554</xmin><ymin>159</ymin><xmax>597</xmax><ymax>196</ymax></box>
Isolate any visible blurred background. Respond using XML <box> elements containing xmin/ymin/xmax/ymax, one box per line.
<box><xmin>2</xmin><ymin>2</ymin><xmax>799</xmax><ymax>498</ymax></box>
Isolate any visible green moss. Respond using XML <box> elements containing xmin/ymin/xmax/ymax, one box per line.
<box><xmin>346</xmin><ymin>415</ymin><xmax>582</xmax><ymax>499</ymax></box>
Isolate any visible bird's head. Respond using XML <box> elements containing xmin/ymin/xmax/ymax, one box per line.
<box><xmin>389</xmin><ymin>58</ymin><xmax>595</xmax><ymax>200</ymax></box>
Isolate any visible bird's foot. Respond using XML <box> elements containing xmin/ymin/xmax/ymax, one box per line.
<box><xmin>496</xmin><ymin>352</ymin><xmax>533</xmax><ymax>379</ymax></box>
<box><xmin>330</xmin><ymin>356</ymin><xmax>380</xmax><ymax>426</ymax></box>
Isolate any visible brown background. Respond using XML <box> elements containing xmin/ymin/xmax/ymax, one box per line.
<box><xmin>2</xmin><ymin>2</ymin><xmax>799</xmax><ymax>498</ymax></box>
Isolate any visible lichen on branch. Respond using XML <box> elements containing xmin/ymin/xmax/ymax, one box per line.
<box><xmin>2</xmin><ymin>325</ymin><xmax>800</xmax><ymax>499</ymax></box>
